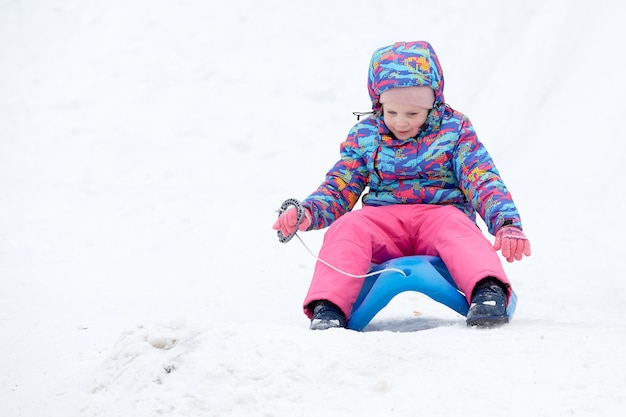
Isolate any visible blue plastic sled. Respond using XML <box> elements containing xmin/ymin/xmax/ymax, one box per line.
<box><xmin>346</xmin><ymin>255</ymin><xmax>518</xmax><ymax>331</ymax></box>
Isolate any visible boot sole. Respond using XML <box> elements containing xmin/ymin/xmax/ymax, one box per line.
<box><xmin>466</xmin><ymin>315</ymin><xmax>509</xmax><ymax>328</ymax></box>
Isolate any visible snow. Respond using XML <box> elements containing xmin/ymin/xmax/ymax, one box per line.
<box><xmin>1</xmin><ymin>0</ymin><xmax>625</xmax><ymax>416</ymax></box>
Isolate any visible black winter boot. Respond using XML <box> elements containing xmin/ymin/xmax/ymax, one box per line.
<box><xmin>466</xmin><ymin>278</ymin><xmax>509</xmax><ymax>328</ymax></box>
<box><xmin>309</xmin><ymin>300</ymin><xmax>346</xmax><ymax>330</ymax></box>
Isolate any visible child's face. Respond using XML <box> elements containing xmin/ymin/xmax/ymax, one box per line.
<box><xmin>382</xmin><ymin>102</ymin><xmax>429</xmax><ymax>140</ymax></box>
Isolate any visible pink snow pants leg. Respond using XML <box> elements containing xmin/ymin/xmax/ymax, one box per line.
<box><xmin>302</xmin><ymin>204</ymin><xmax>511</xmax><ymax>319</ymax></box>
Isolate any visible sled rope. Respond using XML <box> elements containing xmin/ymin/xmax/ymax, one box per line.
<box><xmin>277</xmin><ymin>199</ymin><xmax>407</xmax><ymax>278</ymax></box>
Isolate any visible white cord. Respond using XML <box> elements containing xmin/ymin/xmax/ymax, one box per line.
<box><xmin>294</xmin><ymin>233</ymin><xmax>407</xmax><ymax>278</ymax></box>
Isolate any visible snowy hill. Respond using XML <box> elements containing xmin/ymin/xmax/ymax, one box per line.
<box><xmin>1</xmin><ymin>1</ymin><xmax>625</xmax><ymax>416</ymax></box>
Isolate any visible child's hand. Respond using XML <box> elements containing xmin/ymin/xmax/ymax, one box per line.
<box><xmin>273</xmin><ymin>207</ymin><xmax>312</xmax><ymax>237</ymax></box>
<box><xmin>493</xmin><ymin>226</ymin><xmax>531</xmax><ymax>263</ymax></box>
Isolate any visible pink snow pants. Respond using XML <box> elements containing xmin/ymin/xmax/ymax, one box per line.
<box><xmin>303</xmin><ymin>204</ymin><xmax>511</xmax><ymax>319</ymax></box>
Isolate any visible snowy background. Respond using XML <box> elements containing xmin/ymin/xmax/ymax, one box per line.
<box><xmin>1</xmin><ymin>0</ymin><xmax>626</xmax><ymax>416</ymax></box>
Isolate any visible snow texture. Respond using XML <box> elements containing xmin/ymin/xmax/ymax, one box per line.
<box><xmin>1</xmin><ymin>1</ymin><xmax>625</xmax><ymax>416</ymax></box>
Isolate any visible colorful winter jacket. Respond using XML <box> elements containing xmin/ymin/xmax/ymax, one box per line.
<box><xmin>303</xmin><ymin>41</ymin><xmax>522</xmax><ymax>236</ymax></box>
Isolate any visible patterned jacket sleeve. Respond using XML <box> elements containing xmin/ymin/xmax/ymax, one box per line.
<box><xmin>452</xmin><ymin>116</ymin><xmax>522</xmax><ymax>235</ymax></box>
<box><xmin>302</xmin><ymin>128</ymin><xmax>369</xmax><ymax>230</ymax></box>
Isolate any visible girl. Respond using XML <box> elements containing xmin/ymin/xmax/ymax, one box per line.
<box><xmin>273</xmin><ymin>41</ymin><xmax>531</xmax><ymax>329</ymax></box>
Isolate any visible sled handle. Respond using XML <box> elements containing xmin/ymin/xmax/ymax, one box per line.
<box><xmin>276</xmin><ymin>198</ymin><xmax>305</xmax><ymax>243</ymax></box>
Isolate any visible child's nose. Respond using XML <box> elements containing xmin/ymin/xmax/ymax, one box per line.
<box><xmin>397</xmin><ymin>116</ymin><xmax>409</xmax><ymax>125</ymax></box>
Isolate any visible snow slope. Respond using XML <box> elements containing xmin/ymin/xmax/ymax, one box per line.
<box><xmin>1</xmin><ymin>0</ymin><xmax>625</xmax><ymax>416</ymax></box>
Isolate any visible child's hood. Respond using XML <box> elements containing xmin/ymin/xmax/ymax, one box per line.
<box><xmin>367</xmin><ymin>41</ymin><xmax>445</xmax><ymax>113</ymax></box>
